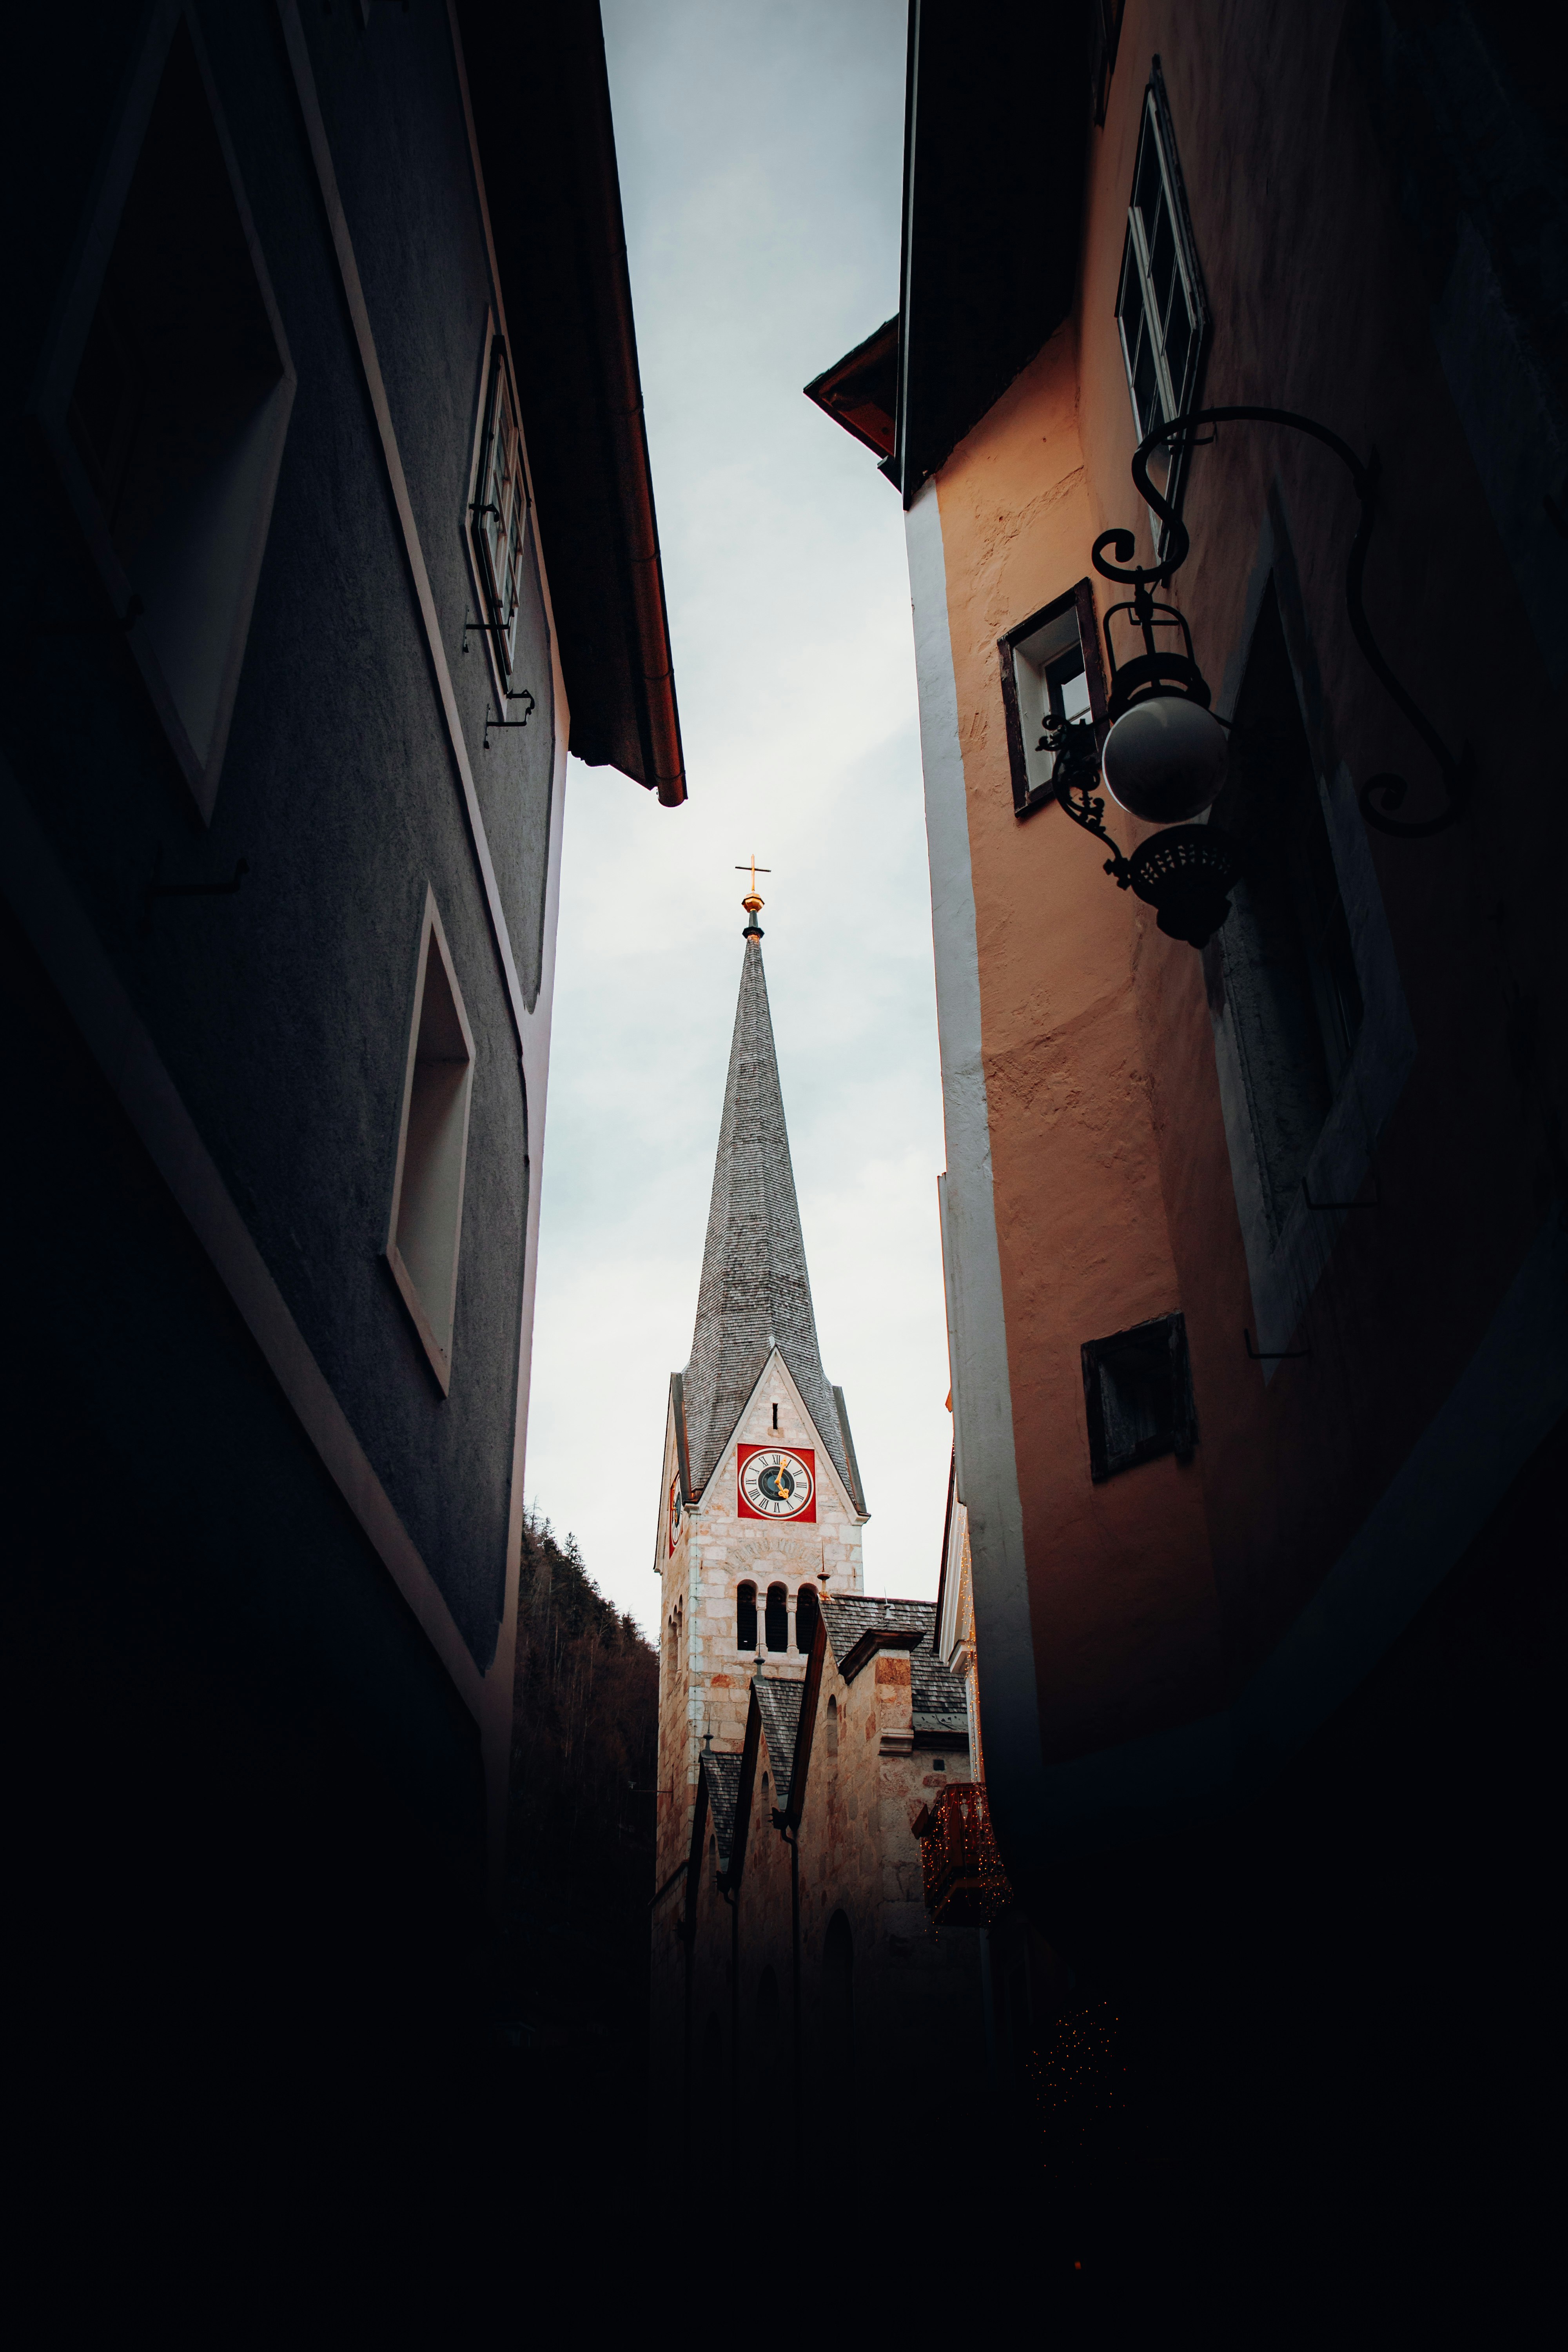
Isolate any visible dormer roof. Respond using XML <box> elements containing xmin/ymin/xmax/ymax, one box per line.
<box><xmin>823</xmin><ymin>1597</ymin><xmax>968</xmax><ymax>1739</ymax></box>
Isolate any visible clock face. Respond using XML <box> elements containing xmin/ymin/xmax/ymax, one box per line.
<box><xmin>667</xmin><ymin>1476</ymin><xmax>681</xmax><ymax>1555</ymax></box>
<box><xmin>737</xmin><ymin>1444</ymin><xmax>816</xmax><ymax>1523</ymax></box>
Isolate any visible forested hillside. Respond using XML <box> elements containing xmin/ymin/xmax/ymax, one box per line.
<box><xmin>503</xmin><ymin>1512</ymin><xmax>659</xmax><ymax>2065</ymax></box>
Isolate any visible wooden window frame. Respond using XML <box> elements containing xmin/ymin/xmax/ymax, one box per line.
<box><xmin>1081</xmin><ymin>1311</ymin><xmax>1196</xmax><ymax>1482</ymax></box>
<box><xmin>997</xmin><ymin>579</ymin><xmax>1109</xmax><ymax>820</ymax></box>
<box><xmin>1114</xmin><ymin>62</ymin><xmax>1210</xmax><ymax>560</ymax></box>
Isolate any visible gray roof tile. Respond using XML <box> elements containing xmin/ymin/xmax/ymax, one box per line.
<box><xmin>753</xmin><ymin>1673</ymin><xmax>804</xmax><ymax>1794</ymax></box>
<box><xmin>822</xmin><ymin>1596</ymin><xmax>969</xmax><ymax>1738</ymax></box>
<box><xmin>700</xmin><ymin>1751</ymin><xmax>742</xmax><ymax>1867</ymax></box>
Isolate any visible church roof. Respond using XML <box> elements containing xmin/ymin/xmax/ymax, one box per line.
<box><xmin>682</xmin><ymin>939</ymin><xmax>852</xmax><ymax>1498</ymax></box>
<box><xmin>700</xmin><ymin>1750</ymin><xmax>742</xmax><ymax>1869</ymax></box>
<box><xmin>754</xmin><ymin>1672</ymin><xmax>805</xmax><ymax>1794</ymax></box>
<box><xmin>823</xmin><ymin>1597</ymin><xmax>969</xmax><ymax>1742</ymax></box>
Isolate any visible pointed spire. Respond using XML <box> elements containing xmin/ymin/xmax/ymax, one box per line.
<box><xmin>682</xmin><ymin>932</ymin><xmax>850</xmax><ymax>1498</ymax></box>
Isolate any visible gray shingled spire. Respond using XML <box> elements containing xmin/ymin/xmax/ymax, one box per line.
<box><xmin>681</xmin><ymin>937</ymin><xmax>851</xmax><ymax>1498</ymax></box>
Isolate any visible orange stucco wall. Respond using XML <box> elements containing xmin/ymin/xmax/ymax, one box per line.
<box><xmin>929</xmin><ymin>0</ymin><xmax>1561</xmax><ymax>1764</ymax></box>
<box><xmin>933</xmin><ymin>322</ymin><xmax>1223</xmax><ymax>1759</ymax></box>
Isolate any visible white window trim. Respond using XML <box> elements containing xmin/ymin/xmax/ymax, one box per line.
<box><xmin>463</xmin><ymin>317</ymin><xmax>534</xmax><ymax>713</ymax></box>
<box><xmin>1114</xmin><ymin>65</ymin><xmax>1209</xmax><ymax>557</ymax></box>
<box><xmin>385</xmin><ymin>887</ymin><xmax>477</xmax><ymax>1395</ymax></box>
<box><xmin>998</xmin><ymin>579</ymin><xmax>1108</xmax><ymax>818</ymax></box>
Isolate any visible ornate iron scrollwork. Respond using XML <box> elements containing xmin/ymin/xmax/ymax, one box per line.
<box><xmin>1040</xmin><ymin>711</ymin><xmax>1131</xmax><ymax>883</ymax></box>
<box><xmin>1094</xmin><ymin>405</ymin><xmax>1472</xmax><ymax>839</ymax></box>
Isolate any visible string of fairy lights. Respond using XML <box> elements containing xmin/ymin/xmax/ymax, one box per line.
<box><xmin>918</xmin><ymin>1781</ymin><xmax>1013</xmax><ymax>1931</ymax></box>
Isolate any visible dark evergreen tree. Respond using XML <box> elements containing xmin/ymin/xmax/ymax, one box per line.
<box><xmin>502</xmin><ymin>1512</ymin><xmax>659</xmax><ymax>2067</ymax></box>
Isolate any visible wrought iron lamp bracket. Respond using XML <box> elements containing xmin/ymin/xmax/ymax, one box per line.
<box><xmin>1093</xmin><ymin>405</ymin><xmax>1470</xmax><ymax>837</ymax></box>
<box><xmin>1041</xmin><ymin>716</ymin><xmax>1132</xmax><ymax>884</ymax></box>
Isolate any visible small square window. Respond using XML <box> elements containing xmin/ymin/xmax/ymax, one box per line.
<box><xmin>1081</xmin><ymin>1312</ymin><xmax>1196</xmax><ymax>1482</ymax></box>
<box><xmin>998</xmin><ymin>581</ymin><xmax>1107</xmax><ymax>817</ymax></box>
<box><xmin>1114</xmin><ymin>68</ymin><xmax>1209</xmax><ymax>555</ymax></box>
<box><xmin>386</xmin><ymin>891</ymin><xmax>475</xmax><ymax>1394</ymax></box>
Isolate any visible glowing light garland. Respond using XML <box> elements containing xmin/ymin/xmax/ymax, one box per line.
<box><xmin>915</xmin><ymin>1781</ymin><xmax>1013</xmax><ymax>1930</ymax></box>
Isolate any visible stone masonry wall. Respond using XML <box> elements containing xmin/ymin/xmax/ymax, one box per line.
<box><xmin>655</xmin><ymin>1348</ymin><xmax>864</xmax><ymax>1888</ymax></box>
<box><xmin>677</xmin><ymin>1634</ymin><xmax>986</xmax><ymax>2144</ymax></box>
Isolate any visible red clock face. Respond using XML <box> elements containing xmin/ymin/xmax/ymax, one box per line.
<box><xmin>737</xmin><ymin>1444</ymin><xmax>816</xmax><ymax>1523</ymax></box>
<box><xmin>667</xmin><ymin>1477</ymin><xmax>681</xmax><ymax>1555</ymax></box>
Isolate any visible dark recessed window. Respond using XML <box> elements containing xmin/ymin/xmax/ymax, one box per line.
<box><xmin>998</xmin><ymin>580</ymin><xmax>1107</xmax><ymax>817</ymax></box>
<box><xmin>795</xmin><ymin>1582</ymin><xmax>820</xmax><ymax>1655</ymax></box>
<box><xmin>59</xmin><ymin>20</ymin><xmax>293</xmax><ymax>818</ymax></box>
<box><xmin>736</xmin><ymin>1582</ymin><xmax>757</xmax><ymax>1652</ymax></box>
<box><xmin>1205</xmin><ymin>581</ymin><xmax>1364</xmax><ymax>1235</ymax></box>
<box><xmin>1081</xmin><ymin>1312</ymin><xmax>1196</xmax><ymax>1482</ymax></box>
<box><xmin>765</xmin><ymin>1583</ymin><xmax>789</xmax><ymax>1653</ymax></box>
<box><xmin>932</xmin><ymin>1757</ymin><xmax>946</xmax><ymax>1771</ymax></box>
<box><xmin>1115</xmin><ymin>66</ymin><xmax>1209</xmax><ymax>554</ymax></box>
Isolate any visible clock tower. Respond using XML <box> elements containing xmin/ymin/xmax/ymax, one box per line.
<box><xmin>652</xmin><ymin>887</ymin><xmax>867</xmax><ymax>1890</ymax></box>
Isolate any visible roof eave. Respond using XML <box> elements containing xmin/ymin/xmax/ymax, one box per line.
<box><xmin>893</xmin><ymin>0</ymin><xmax>1091</xmax><ymax>506</ymax></box>
<box><xmin>454</xmin><ymin>0</ymin><xmax>687</xmax><ymax>805</ymax></box>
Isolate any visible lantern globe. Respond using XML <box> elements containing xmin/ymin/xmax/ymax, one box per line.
<box><xmin>1102</xmin><ymin>694</ymin><xmax>1229</xmax><ymax>823</ymax></box>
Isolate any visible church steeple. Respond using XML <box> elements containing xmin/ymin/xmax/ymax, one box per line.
<box><xmin>680</xmin><ymin>912</ymin><xmax>852</xmax><ymax>1501</ymax></box>
<box><xmin>652</xmin><ymin>889</ymin><xmax>866</xmax><ymax>1892</ymax></box>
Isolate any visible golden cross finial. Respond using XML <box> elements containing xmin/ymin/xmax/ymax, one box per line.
<box><xmin>734</xmin><ymin>857</ymin><xmax>771</xmax><ymax>897</ymax></box>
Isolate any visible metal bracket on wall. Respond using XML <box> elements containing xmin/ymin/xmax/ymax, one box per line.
<box><xmin>482</xmin><ymin>687</ymin><xmax>536</xmax><ymax>750</ymax></box>
<box><xmin>1302</xmin><ymin>1172</ymin><xmax>1382</xmax><ymax>1212</ymax></box>
<box><xmin>1244</xmin><ymin>1328</ymin><xmax>1310</xmax><ymax>1362</ymax></box>
<box><xmin>141</xmin><ymin>853</ymin><xmax>248</xmax><ymax>936</ymax></box>
<box><xmin>461</xmin><ymin>609</ymin><xmax>508</xmax><ymax>656</ymax></box>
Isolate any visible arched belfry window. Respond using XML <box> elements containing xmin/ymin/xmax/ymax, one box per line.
<box><xmin>736</xmin><ymin>1583</ymin><xmax>757</xmax><ymax>1651</ymax></box>
<box><xmin>765</xmin><ymin>1583</ymin><xmax>789</xmax><ymax>1652</ymax></box>
<box><xmin>826</xmin><ymin>1694</ymin><xmax>839</xmax><ymax>1757</ymax></box>
<box><xmin>795</xmin><ymin>1583</ymin><xmax>820</xmax><ymax>1656</ymax></box>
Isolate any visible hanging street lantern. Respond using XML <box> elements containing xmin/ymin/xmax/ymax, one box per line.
<box><xmin>1045</xmin><ymin>405</ymin><xmax>1473</xmax><ymax>949</ymax></box>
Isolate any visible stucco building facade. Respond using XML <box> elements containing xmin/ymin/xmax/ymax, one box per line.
<box><xmin>810</xmin><ymin>0</ymin><xmax>1564</xmax><ymax>2291</ymax></box>
<box><xmin>4</xmin><ymin>0</ymin><xmax>683</xmax><ymax>2218</ymax></box>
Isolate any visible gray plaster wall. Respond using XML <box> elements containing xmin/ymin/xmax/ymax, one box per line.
<box><xmin>3</xmin><ymin>3</ymin><xmax>550</xmax><ymax>1679</ymax></box>
<box><xmin>303</xmin><ymin>3</ymin><xmax>556</xmax><ymax>1002</ymax></box>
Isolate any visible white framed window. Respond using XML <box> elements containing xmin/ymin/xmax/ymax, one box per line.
<box><xmin>469</xmin><ymin>333</ymin><xmax>528</xmax><ymax>686</ymax></box>
<box><xmin>997</xmin><ymin>580</ymin><xmax>1108</xmax><ymax>817</ymax></box>
<box><xmin>385</xmin><ymin>890</ymin><xmax>476</xmax><ymax>1394</ymax></box>
<box><xmin>1115</xmin><ymin>65</ymin><xmax>1209</xmax><ymax>550</ymax></box>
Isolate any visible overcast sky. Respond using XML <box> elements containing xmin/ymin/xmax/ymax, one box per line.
<box><xmin>524</xmin><ymin>0</ymin><xmax>952</xmax><ymax>1633</ymax></box>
